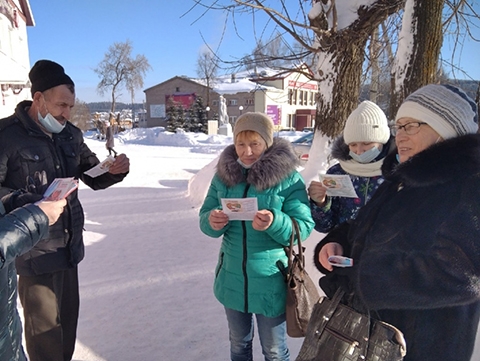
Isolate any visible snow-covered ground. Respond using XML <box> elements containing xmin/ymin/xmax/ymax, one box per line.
<box><xmin>17</xmin><ymin>127</ymin><xmax>480</xmax><ymax>360</ymax></box>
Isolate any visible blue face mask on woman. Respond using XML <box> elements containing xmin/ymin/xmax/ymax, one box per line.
<box><xmin>349</xmin><ymin>146</ymin><xmax>381</xmax><ymax>163</ymax></box>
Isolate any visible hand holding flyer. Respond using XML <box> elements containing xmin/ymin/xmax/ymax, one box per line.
<box><xmin>221</xmin><ymin>198</ymin><xmax>258</xmax><ymax>221</ymax></box>
<box><xmin>318</xmin><ymin>174</ymin><xmax>358</xmax><ymax>198</ymax></box>
<box><xmin>84</xmin><ymin>156</ymin><xmax>115</xmax><ymax>178</ymax></box>
<box><xmin>42</xmin><ymin>177</ymin><xmax>79</xmax><ymax>201</ymax></box>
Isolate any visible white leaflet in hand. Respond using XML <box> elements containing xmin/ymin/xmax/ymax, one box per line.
<box><xmin>221</xmin><ymin>198</ymin><xmax>258</xmax><ymax>221</ymax></box>
<box><xmin>318</xmin><ymin>174</ymin><xmax>358</xmax><ymax>198</ymax></box>
<box><xmin>84</xmin><ymin>156</ymin><xmax>115</xmax><ymax>178</ymax></box>
<box><xmin>328</xmin><ymin>256</ymin><xmax>354</xmax><ymax>268</ymax></box>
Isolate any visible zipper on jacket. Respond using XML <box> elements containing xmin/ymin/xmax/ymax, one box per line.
<box><xmin>242</xmin><ymin>183</ymin><xmax>251</xmax><ymax>313</ymax></box>
<box><xmin>215</xmin><ymin>252</ymin><xmax>224</xmax><ymax>278</ymax></box>
<box><xmin>363</xmin><ymin>178</ymin><xmax>370</xmax><ymax>205</ymax></box>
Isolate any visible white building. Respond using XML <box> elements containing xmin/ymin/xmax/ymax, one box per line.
<box><xmin>0</xmin><ymin>0</ymin><xmax>34</xmax><ymax>118</ymax></box>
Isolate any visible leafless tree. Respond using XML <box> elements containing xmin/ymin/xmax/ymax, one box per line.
<box><xmin>94</xmin><ymin>40</ymin><xmax>151</xmax><ymax>114</ymax></box>
<box><xmin>70</xmin><ymin>98</ymin><xmax>90</xmax><ymax>131</ymax></box>
<box><xmin>187</xmin><ymin>0</ymin><xmax>480</xmax><ymax>135</ymax></box>
<box><xmin>196</xmin><ymin>48</ymin><xmax>219</xmax><ymax>108</ymax></box>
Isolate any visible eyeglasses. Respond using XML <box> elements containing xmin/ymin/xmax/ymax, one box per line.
<box><xmin>390</xmin><ymin>122</ymin><xmax>428</xmax><ymax>136</ymax></box>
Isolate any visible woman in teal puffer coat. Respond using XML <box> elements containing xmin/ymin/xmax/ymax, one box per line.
<box><xmin>200</xmin><ymin>112</ymin><xmax>314</xmax><ymax>361</ymax></box>
<box><xmin>0</xmin><ymin>199</ymin><xmax>66</xmax><ymax>361</ymax></box>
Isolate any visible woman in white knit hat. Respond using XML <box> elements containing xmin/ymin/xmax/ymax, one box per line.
<box><xmin>308</xmin><ymin>100</ymin><xmax>393</xmax><ymax>234</ymax></box>
<box><xmin>314</xmin><ymin>84</ymin><xmax>480</xmax><ymax>361</ymax></box>
<box><xmin>199</xmin><ymin>112</ymin><xmax>314</xmax><ymax>361</ymax></box>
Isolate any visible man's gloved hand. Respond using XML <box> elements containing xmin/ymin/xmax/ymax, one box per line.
<box><xmin>319</xmin><ymin>266</ymin><xmax>355</xmax><ymax>299</ymax></box>
<box><xmin>1</xmin><ymin>189</ymin><xmax>44</xmax><ymax>214</ymax></box>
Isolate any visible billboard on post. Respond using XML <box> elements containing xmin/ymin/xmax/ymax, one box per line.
<box><xmin>266</xmin><ymin>105</ymin><xmax>281</xmax><ymax>126</ymax></box>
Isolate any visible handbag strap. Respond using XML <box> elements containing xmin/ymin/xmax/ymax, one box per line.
<box><xmin>310</xmin><ymin>288</ymin><xmax>347</xmax><ymax>336</ymax></box>
<box><xmin>287</xmin><ymin>218</ymin><xmax>305</xmax><ymax>270</ymax></box>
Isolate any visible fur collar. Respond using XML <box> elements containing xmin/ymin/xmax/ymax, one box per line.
<box><xmin>382</xmin><ymin>134</ymin><xmax>480</xmax><ymax>187</ymax></box>
<box><xmin>330</xmin><ymin>135</ymin><xmax>351</xmax><ymax>161</ymax></box>
<box><xmin>216</xmin><ymin>137</ymin><xmax>300</xmax><ymax>191</ymax></box>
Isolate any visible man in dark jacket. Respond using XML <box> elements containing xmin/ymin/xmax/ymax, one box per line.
<box><xmin>0</xmin><ymin>60</ymin><xmax>130</xmax><ymax>361</ymax></box>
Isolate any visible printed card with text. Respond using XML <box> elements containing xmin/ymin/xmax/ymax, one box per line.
<box><xmin>318</xmin><ymin>174</ymin><xmax>358</xmax><ymax>198</ymax></box>
<box><xmin>43</xmin><ymin>177</ymin><xmax>79</xmax><ymax>201</ymax></box>
<box><xmin>221</xmin><ymin>198</ymin><xmax>258</xmax><ymax>221</ymax></box>
<box><xmin>84</xmin><ymin>156</ymin><xmax>115</xmax><ymax>178</ymax></box>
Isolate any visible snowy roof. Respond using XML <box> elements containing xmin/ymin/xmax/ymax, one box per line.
<box><xmin>190</xmin><ymin>66</ymin><xmax>290</xmax><ymax>95</ymax></box>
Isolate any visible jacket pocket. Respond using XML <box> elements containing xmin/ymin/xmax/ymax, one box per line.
<box><xmin>17</xmin><ymin>147</ymin><xmax>51</xmax><ymax>178</ymax></box>
<box><xmin>58</xmin><ymin>143</ymin><xmax>80</xmax><ymax>176</ymax></box>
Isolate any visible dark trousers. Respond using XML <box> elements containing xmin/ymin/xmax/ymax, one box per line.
<box><xmin>107</xmin><ymin>147</ymin><xmax>117</xmax><ymax>156</ymax></box>
<box><xmin>18</xmin><ymin>267</ymin><xmax>80</xmax><ymax>361</ymax></box>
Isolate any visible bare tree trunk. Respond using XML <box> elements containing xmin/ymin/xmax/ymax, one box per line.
<box><xmin>390</xmin><ymin>0</ymin><xmax>444</xmax><ymax>119</ymax></box>
<box><xmin>110</xmin><ymin>89</ymin><xmax>116</xmax><ymax>114</ymax></box>
<box><xmin>370</xmin><ymin>27</ymin><xmax>381</xmax><ymax>103</ymax></box>
<box><xmin>311</xmin><ymin>0</ymin><xmax>404</xmax><ymax>137</ymax></box>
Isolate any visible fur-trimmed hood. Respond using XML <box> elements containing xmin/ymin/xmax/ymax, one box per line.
<box><xmin>330</xmin><ymin>135</ymin><xmax>351</xmax><ymax>161</ymax></box>
<box><xmin>382</xmin><ymin>133</ymin><xmax>480</xmax><ymax>188</ymax></box>
<box><xmin>216</xmin><ymin>137</ymin><xmax>300</xmax><ymax>191</ymax></box>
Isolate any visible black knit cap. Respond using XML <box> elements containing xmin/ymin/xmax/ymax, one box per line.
<box><xmin>29</xmin><ymin>60</ymin><xmax>75</xmax><ymax>96</ymax></box>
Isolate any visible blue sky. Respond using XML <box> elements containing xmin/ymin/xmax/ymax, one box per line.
<box><xmin>27</xmin><ymin>0</ymin><xmax>260</xmax><ymax>103</ymax></box>
<box><xmin>27</xmin><ymin>1</ymin><xmax>480</xmax><ymax>104</ymax></box>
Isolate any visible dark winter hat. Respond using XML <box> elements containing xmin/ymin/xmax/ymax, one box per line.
<box><xmin>29</xmin><ymin>60</ymin><xmax>75</xmax><ymax>96</ymax></box>
<box><xmin>395</xmin><ymin>84</ymin><xmax>478</xmax><ymax>139</ymax></box>
<box><xmin>234</xmin><ymin>112</ymin><xmax>274</xmax><ymax>147</ymax></box>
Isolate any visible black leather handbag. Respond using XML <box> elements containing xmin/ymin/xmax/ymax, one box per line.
<box><xmin>295</xmin><ymin>289</ymin><xmax>407</xmax><ymax>361</ymax></box>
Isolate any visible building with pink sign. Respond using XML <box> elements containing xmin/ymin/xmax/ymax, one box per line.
<box><xmin>144</xmin><ymin>65</ymin><xmax>318</xmax><ymax>130</ymax></box>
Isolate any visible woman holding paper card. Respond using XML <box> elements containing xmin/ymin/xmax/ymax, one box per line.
<box><xmin>314</xmin><ymin>84</ymin><xmax>480</xmax><ymax>361</ymax></box>
<box><xmin>308</xmin><ymin>100</ymin><xmax>393</xmax><ymax>233</ymax></box>
<box><xmin>199</xmin><ymin>112</ymin><xmax>314</xmax><ymax>361</ymax></box>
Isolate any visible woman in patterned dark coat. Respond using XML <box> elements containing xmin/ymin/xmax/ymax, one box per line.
<box><xmin>308</xmin><ymin>100</ymin><xmax>393</xmax><ymax>233</ymax></box>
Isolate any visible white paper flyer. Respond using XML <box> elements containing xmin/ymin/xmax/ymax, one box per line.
<box><xmin>84</xmin><ymin>156</ymin><xmax>115</xmax><ymax>178</ymax></box>
<box><xmin>221</xmin><ymin>198</ymin><xmax>258</xmax><ymax>221</ymax></box>
<box><xmin>318</xmin><ymin>174</ymin><xmax>358</xmax><ymax>198</ymax></box>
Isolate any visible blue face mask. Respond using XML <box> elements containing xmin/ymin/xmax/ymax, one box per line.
<box><xmin>349</xmin><ymin>146</ymin><xmax>381</xmax><ymax>164</ymax></box>
<box><xmin>37</xmin><ymin>111</ymin><xmax>65</xmax><ymax>133</ymax></box>
<box><xmin>237</xmin><ymin>158</ymin><xmax>255</xmax><ymax>169</ymax></box>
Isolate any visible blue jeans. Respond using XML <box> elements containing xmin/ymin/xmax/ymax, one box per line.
<box><xmin>224</xmin><ymin>307</ymin><xmax>290</xmax><ymax>361</ymax></box>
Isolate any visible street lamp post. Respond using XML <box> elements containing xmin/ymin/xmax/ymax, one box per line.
<box><xmin>206</xmin><ymin>106</ymin><xmax>210</xmax><ymax>120</ymax></box>
<box><xmin>239</xmin><ymin>105</ymin><xmax>244</xmax><ymax>115</ymax></box>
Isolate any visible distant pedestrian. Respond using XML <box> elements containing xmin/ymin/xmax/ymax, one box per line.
<box><xmin>105</xmin><ymin>121</ymin><xmax>117</xmax><ymax>156</ymax></box>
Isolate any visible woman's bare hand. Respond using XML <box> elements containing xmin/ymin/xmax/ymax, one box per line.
<box><xmin>319</xmin><ymin>242</ymin><xmax>344</xmax><ymax>271</ymax></box>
